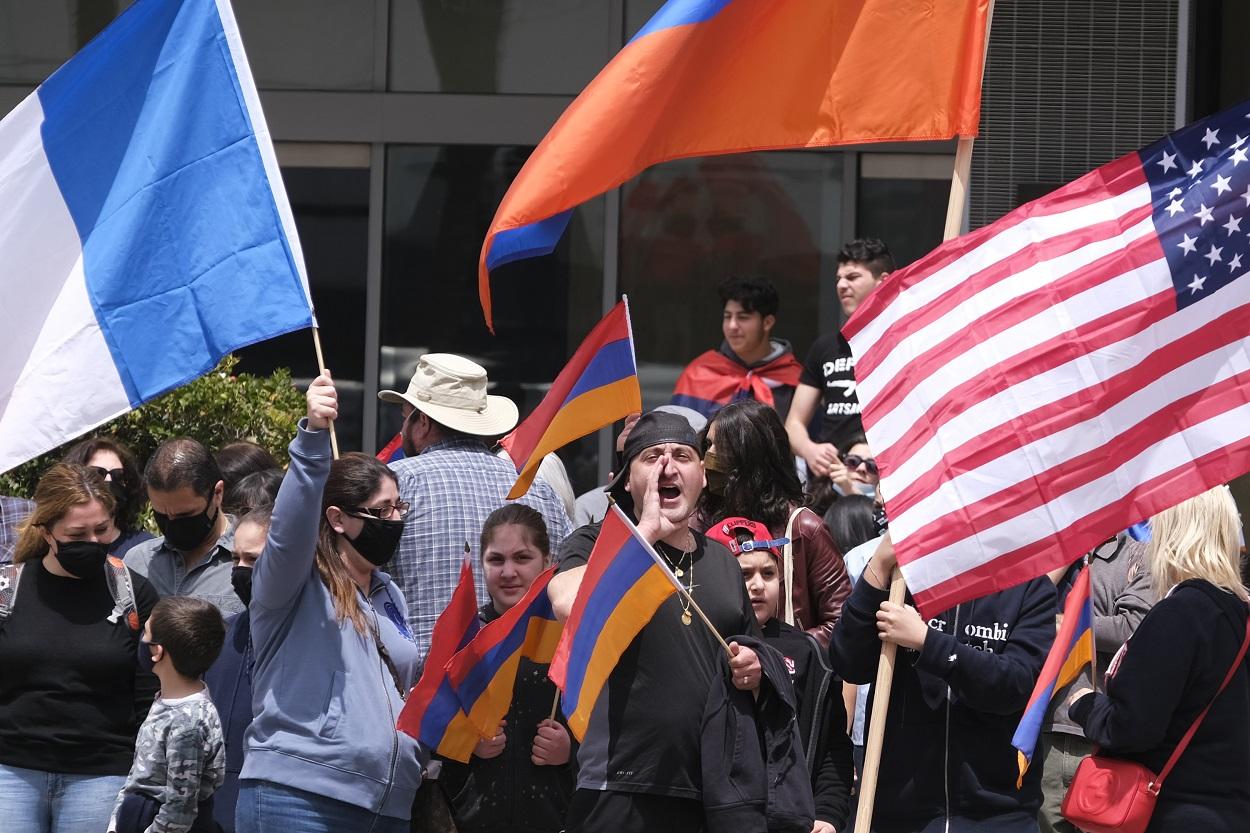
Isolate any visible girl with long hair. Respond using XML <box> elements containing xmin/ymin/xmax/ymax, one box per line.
<box><xmin>0</xmin><ymin>464</ymin><xmax>159</xmax><ymax>833</ymax></box>
<box><xmin>236</xmin><ymin>373</ymin><xmax>423</xmax><ymax>833</ymax></box>
<box><xmin>700</xmin><ymin>398</ymin><xmax>850</xmax><ymax>646</ymax></box>
<box><xmin>1068</xmin><ymin>486</ymin><xmax>1250</xmax><ymax>832</ymax></box>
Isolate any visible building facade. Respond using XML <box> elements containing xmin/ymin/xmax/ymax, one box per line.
<box><xmin>0</xmin><ymin>0</ymin><xmax>1244</xmax><ymax>493</ymax></box>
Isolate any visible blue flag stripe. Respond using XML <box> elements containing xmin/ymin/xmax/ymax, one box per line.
<box><xmin>36</xmin><ymin>0</ymin><xmax>312</xmax><ymax>406</ymax></box>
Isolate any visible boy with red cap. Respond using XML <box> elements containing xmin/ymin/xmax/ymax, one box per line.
<box><xmin>708</xmin><ymin>517</ymin><xmax>854</xmax><ymax>833</ymax></box>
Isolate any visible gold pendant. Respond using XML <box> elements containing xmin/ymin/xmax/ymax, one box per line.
<box><xmin>674</xmin><ymin>567</ymin><xmax>684</xmax><ymax>577</ymax></box>
<box><xmin>681</xmin><ymin>610</ymin><xmax>692</xmax><ymax>626</ymax></box>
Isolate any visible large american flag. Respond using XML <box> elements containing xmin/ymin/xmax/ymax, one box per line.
<box><xmin>849</xmin><ymin>100</ymin><xmax>1250</xmax><ymax>617</ymax></box>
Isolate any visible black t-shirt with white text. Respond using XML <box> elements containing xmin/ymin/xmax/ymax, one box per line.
<box><xmin>799</xmin><ymin>331</ymin><xmax>864</xmax><ymax>450</ymax></box>
<box><xmin>555</xmin><ymin>523</ymin><xmax>757</xmax><ymax>799</ymax></box>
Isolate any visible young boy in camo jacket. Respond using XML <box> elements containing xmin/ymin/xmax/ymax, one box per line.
<box><xmin>110</xmin><ymin>596</ymin><xmax>227</xmax><ymax>833</ymax></box>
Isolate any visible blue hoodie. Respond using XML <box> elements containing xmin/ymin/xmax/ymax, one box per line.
<box><xmin>241</xmin><ymin>423</ymin><xmax>425</xmax><ymax>819</ymax></box>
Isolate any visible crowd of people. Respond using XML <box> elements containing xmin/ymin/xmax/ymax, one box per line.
<box><xmin>0</xmin><ymin>239</ymin><xmax>1247</xmax><ymax>833</ymax></box>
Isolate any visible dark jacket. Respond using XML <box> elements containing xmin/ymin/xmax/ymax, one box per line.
<box><xmin>831</xmin><ymin>576</ymin><xmax>1056</xmax><ymax>832</ymax></box>
<box><xmin>763</xmin><ymin>619</ymin><xmax>854</xmax><ymax>830</ymax></box>
<box><xmin>204</xmin><ymin>610</ymin><xmax>252</xmax><ymax>833</ymax></box>
<box><xmin>1070</xmin><ymin>579</ymin><xmax>1250</xmax><ymax>833</ymax></box>
<box><xmin>774</xmin><ymin>507</ymin><xmax>851</xmax><ymax>648</ymax></box>
<box><xmin>701</xmin><ymin>634</ymin><xmax>815</xmax><ymax>833</ymax></box>
<box><xmin>437</xmin><ymin>603</ymin><xmax>575</xmax><ymax>833</ymax></box>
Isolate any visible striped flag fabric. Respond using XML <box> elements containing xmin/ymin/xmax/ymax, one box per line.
<box><xmin>445</xmin><ymin>566</ymin><xmax>563</xmax><ymax>736</ymax></box>
<box><xmin>477</xmin><ymin>0</ymin><xmax>991</xmax><ymax>329</ymax></box>
<box><xmin>502</xmin><ymin>299</ymin><xmax>641</xmax><ymax>499</ymax></box>
<box><xmin>396</xmin><ymin>555</ymin><xmax>483</xmax><ymax>762</ymax></box>
<box><xmin>1011</xmin><ymin>565</ymin><xmax>1094</xmax><ymax>786</ymax></box>
<box><xmin>375</xmin><ymin>432</ymin><xmax>405</xmax><ymax>464</ymax></box>
<box><xmin>848</xmin><ymin>98</ymin><xmax>1250</xmax><ymax>618</ymax></box>
<box><xmin>548</xmin><ymin>503</ymin><xmax>682</xmax><ymax>740</ymax></box>
<box><xmin>0</xmin><ymin>0</ymin><xmax>314</xmax><ymax>473</ymax></box>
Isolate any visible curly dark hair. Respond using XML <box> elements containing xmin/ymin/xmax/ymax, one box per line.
<box><xmin>837</xmin><ymin>238</ymin><xmax>895</xmax><ymax>278</ymax></box>
<box><xmin>698</xmin><ymin>399</ymin><xmax>804</xmax><ymax>531</ymax></box>
<box><xmin>61</xmin><ymin>436</ymin><xmax>145</xmax><ymax>534</ymax></box>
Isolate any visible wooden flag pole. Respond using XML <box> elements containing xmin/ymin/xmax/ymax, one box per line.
<box><xmin>854</xmin><ymin>6</ymin><xmax>995</xmax><ymax>831</ymax></box>
<box><xmin>311</xmin><ymin>326</ymin><xmax>340</xmax><ymax>459</ymax></box>
<box><xmin>549</xmin><ymin>687</ymin><xmax>561</xmax><ymax>722</ymax></box>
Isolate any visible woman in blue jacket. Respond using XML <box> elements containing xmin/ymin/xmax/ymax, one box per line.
<box><xmin>236</xmin><ymin>373</ymin><xmax>425</xmax><ymax>833</ymax></box>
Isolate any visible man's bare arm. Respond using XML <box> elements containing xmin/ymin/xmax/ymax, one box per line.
<box><xmin>548</xmin><ymin>565</ymin><xmax>586</xmax><ymax>622</ymax></box>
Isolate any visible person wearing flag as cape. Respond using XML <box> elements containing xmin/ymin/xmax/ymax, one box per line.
<box><xmin>547</xmin><ymin>409</ymin><xmax>761</xmax><ymax>833</ymax></box>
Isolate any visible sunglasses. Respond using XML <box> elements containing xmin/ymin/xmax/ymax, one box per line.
<box><xmin>843</xmin><ymin>454</ymin><xmax>878</xmax><ymax>476</ymax></box>
<box><xmin>89</xmin><ymin>466</ymin><xmax>126</xmax><ymax>484</ymax></box>
<box><xmin>348</xmin><ymin>501</ymin><xmax>410</xmax><ymax>521</ymax></box>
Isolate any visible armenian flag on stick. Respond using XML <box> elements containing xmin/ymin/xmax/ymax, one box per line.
<box><xmin>396</xmin><ymin>551</ymin><xmax>483</xmax><ymax>763</ymax></box>
<box><xmin>548</xmin><ymin>503</ymin><xmax>728</xmax><ymax>740</ymax></box>
<box><xmin>445</xmin><ymin>566</ymin><xmax>563</xmax><ymax>736</ymax></box>
<box><xmin>1011</xmin><ymin>564</ymin><xmax>1095</xmax><ymax>786</ymax></box>
<box><xmin>502</xmin><ymin>298</ymin><xmax>641</xmax><ymax>499</ymax></box>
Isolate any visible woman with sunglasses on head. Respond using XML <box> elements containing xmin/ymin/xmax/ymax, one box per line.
<box><xmin>0</xmin><ymin>464</ymin><xmax>159</xmax><ymax>833</ymax></box>
<box><xmin>700</xmin><ymin>398</ymin><xmax>851</xmax><ymax>647</ymax></box>
<box><xmin>62</xmin><ymin>436</ymin><xmax>154</xmax><ymax>558</ymax></box>
<box><xmin>235</xmin><ymin>372</ymin><xmax>425</xmax><ymax>833</ymax></box>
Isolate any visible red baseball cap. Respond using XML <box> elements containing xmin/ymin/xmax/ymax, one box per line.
<box><xmin>706</xmin><ymin>517</ymin><xmax>789</xmax><ymax>558</ymax></box>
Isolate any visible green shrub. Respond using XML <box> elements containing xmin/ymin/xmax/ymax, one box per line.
<box><xmin>0</xmin><ymin>355</ymin><xmax>305</xmax><ymax>502</ymax></box>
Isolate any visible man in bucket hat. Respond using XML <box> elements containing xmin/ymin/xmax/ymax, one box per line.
<box><xmin>548</xmin><ymin>409</ymin><xmax>762</xmax><ymax>833</ymax></box>
<box><xmin>379</xmin><ymin>353</ymin><xmax>572</xmax><ymax>658</ymax></box>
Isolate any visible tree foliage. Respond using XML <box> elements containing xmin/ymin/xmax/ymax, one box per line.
<box><xmin>0</xmin><ymin>355</ymin><xmax>304</xmax><ymax>499</ymax></box>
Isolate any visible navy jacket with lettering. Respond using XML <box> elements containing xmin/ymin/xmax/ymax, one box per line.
<box><xmin>831</xmin><ymin>575</ymin><xmax>1056</xmax><ymax>832</ymax></box>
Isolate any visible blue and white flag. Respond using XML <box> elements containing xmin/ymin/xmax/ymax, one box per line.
<box><xmin>0</xmin><ymin>0</ymin><xmax>314</xmax><ymax>472</ymax></box>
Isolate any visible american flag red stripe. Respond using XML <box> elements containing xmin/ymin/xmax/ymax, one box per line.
<box><xmin>849</xmin><ymin>100</ymin><xmax>1250</xmax><ymax>617</ymax></box>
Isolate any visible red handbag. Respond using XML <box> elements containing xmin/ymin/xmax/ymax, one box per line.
<box><xmin>1061</xmin><ymin>613</ymin><xmax>1250</xmax><ymax>833</ymax></box>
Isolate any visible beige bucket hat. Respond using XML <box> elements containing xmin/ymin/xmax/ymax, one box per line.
<box><xmin>378</xmin><ymin>353</ymin><xmax>519</xmax><ymax>437</ymax></box>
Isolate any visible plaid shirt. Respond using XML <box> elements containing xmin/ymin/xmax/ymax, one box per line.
<box><xmin>390</xmin><ymin>438</ymin><xmax>572</xmax><ymax>660</ymax></box>
<box><xmin>0</xmin><ymin>496</ymin><xmax>35</xmax><ymax>564</ymax></box>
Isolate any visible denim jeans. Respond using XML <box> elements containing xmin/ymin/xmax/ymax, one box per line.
<box><xmin>235</xmin><ymin>780</ymin><xmax>407</xmax><ymax>833</ymax></box>
<box><xmin>0</xmin><ymin>763</ymin><xmax>125</xmax><ymax>833</ymax></box>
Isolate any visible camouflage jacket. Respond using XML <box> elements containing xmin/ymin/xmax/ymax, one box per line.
<box><xmin>112</xmin><ymin>688</ymin><xmax>225</xmax><ymax>833</ymax></box>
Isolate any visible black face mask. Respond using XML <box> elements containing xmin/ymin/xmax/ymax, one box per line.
<box><xmin>154</xmin><ymin>501</ymin><xmax>219</xmax><ymax>552</ymax></box>
<box><xmin>105</xmin><ymin>479</ymin><xmax>128</xmax><ymax>513</ymax></box>
<box><xmin>53</xmin><ymin>539</ymin><xmax>109</xmax><ymax>578</ymax></box>
<box><xmin>231</xmin><ymin>565</ymin><xmax>254</xmax><ymax>607</ymax></box>
<box><xmin>346</xmin><ymin>514</ymin><xmax>405</xmax><ymax>567</ymax></box>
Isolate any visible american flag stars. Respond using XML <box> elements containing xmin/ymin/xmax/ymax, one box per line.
<box><xmin>1147</xmin><ymin>106</ymin><xmax>1250</xmax><ymax>309</ymax></box>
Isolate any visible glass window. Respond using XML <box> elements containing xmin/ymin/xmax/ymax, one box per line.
<box><xmin>233</xmin><ymin>160</ymin><xmax>370</xmax><ymax>452</ymax></box>
<box><xmin>618</xmin><ymin>151</ymin><xmax>843</xmax><ymax>411</ymax></box>
<box><xmin>388</xmin><ymin>0</ymin><xmax>612</xmax><ymax>94</ymax></box>
<box><xmin>0</xmin><ymin>1</ymin><xmax>374</xmax><ymax>91</ymax></box>
<box><xmin>857</xmin><ymin>153</ymin><xmax>954</xmax><ymax>269</ymax></box>
<box><xmin>381</xmin><ymin>145</ymin><xmax>605</xmax><ymax>492</ymax></box>
<box><xmin>0</xmin><ymin>1</ymin><xmax>132</xmax><ymax>84</ymax></box>
<box><xmin>233</xmin><ymin>0</ymin><xmax>376</xmax><ymax>91</ymax></box>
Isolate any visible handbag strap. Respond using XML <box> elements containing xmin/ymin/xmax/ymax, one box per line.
<box><xmin>781</xmin><ymin>507</ymin><xmax>802</xmax><ymax>626</ymax></box>
<box><xmin>1152</xmin><ymin>610</ymin><xmax>1250</xmax><ymax>792</ymax></box>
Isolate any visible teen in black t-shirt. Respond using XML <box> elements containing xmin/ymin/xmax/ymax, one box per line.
<box><xmin>785</xmin><ymin>238</ymin><xmax>895</xmax><ymax>480</ymax></box>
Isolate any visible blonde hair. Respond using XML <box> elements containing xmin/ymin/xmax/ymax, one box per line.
<box><xmin>13</xmin><ymin>464</ymin><xmax>116</xmax><ymax>564</ymax></box>
<box><xmin>1148</xmin><ymin>485</ymin><xmax>1247</xmax><ymax>600</ymax></box>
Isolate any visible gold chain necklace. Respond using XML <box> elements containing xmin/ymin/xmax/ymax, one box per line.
<box><xmin>660</xmin><ymin>536</ymin><xmax>696</xmax><ymax>626</ymax></box>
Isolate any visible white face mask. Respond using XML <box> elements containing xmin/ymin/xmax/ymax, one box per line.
<box><xmin>853</xmin><ymin>482</ymin><xmax>877</xmax><ymax>499</ymax></box>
